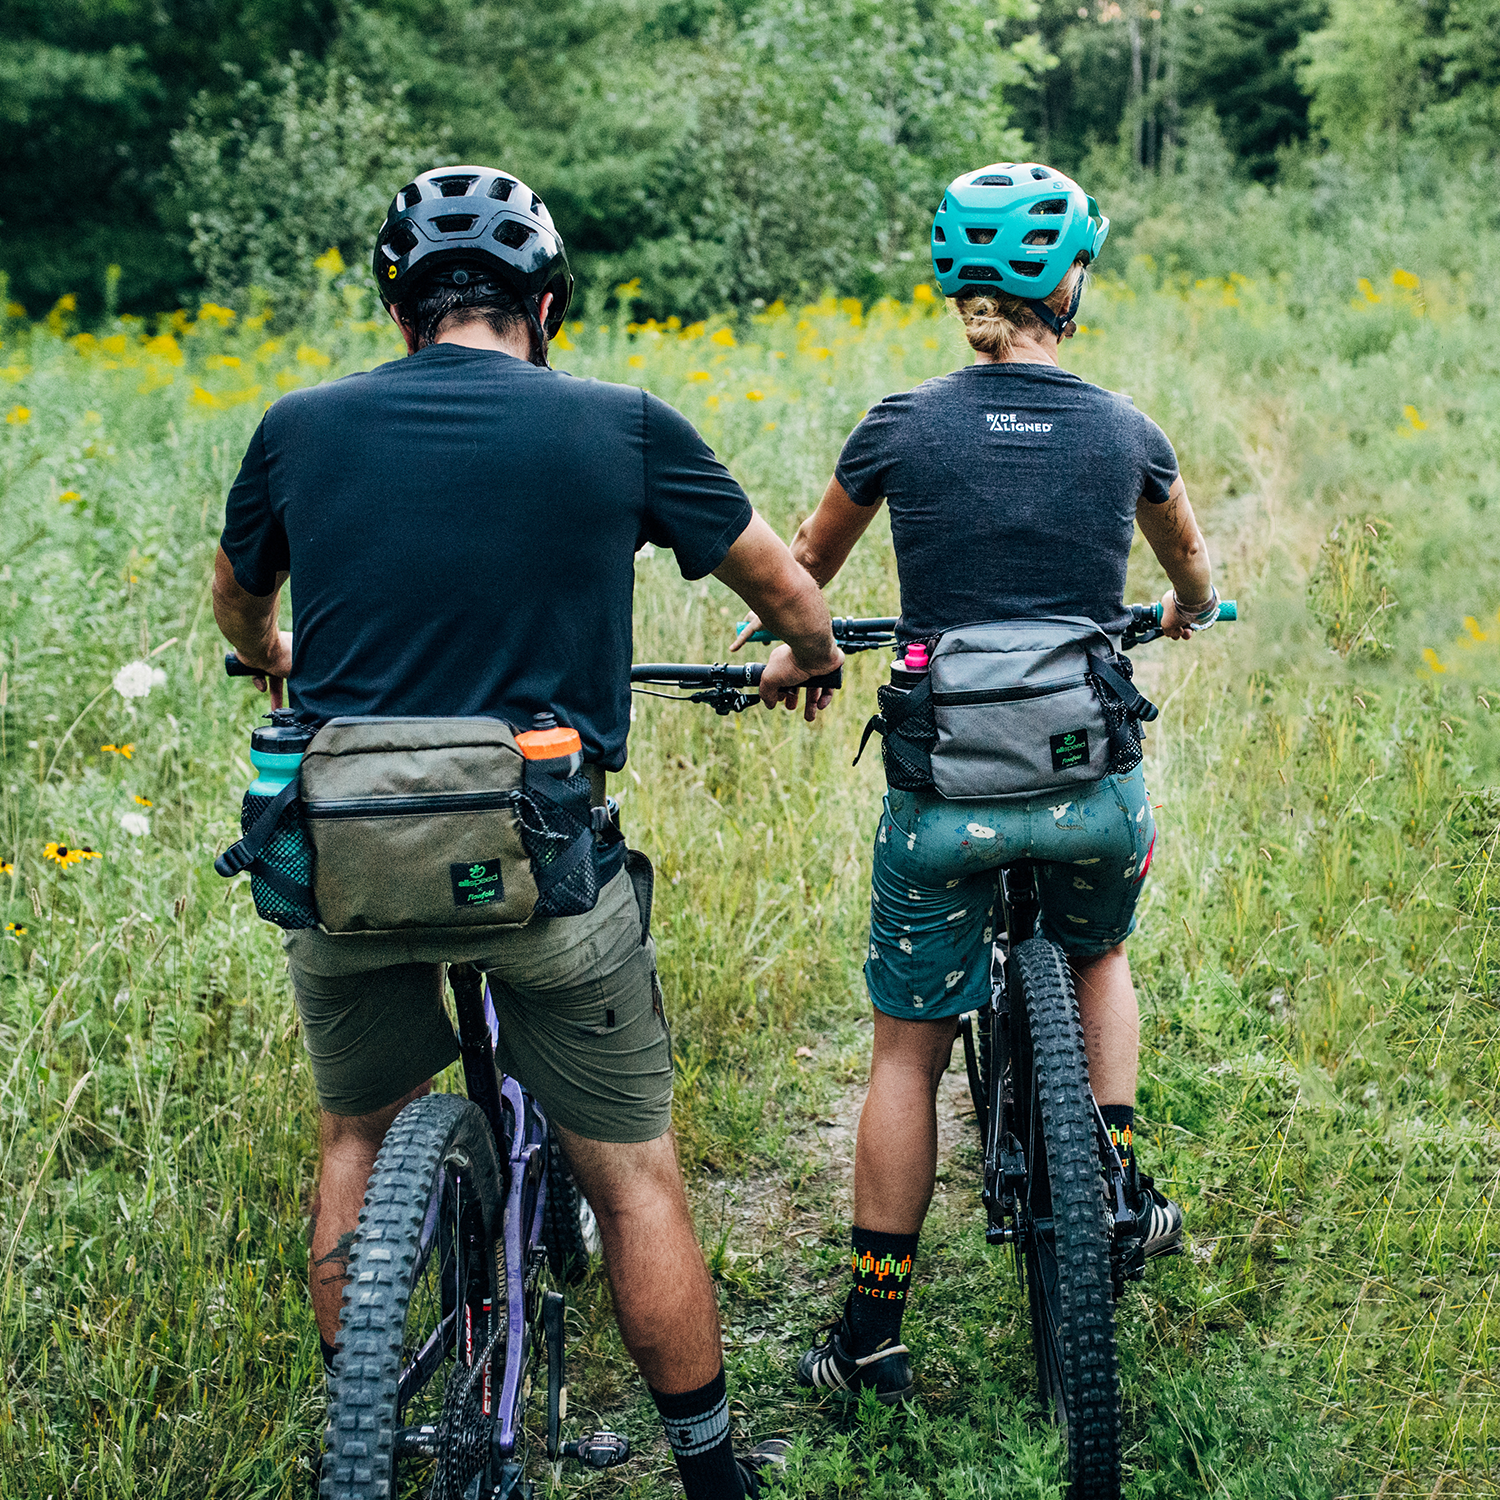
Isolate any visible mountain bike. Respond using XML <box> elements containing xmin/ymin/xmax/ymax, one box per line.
<box><xmin>223</xmin><ymin>651</ymin><xmax>839</xmax><ymax>1499</ymax></box>
<box><xmin>738</xmin><ymin>601</ymin><xmax>1237</xmax><ymax>1500</ymax></box>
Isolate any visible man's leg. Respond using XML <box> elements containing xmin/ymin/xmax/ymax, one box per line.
<box><xmin>308</xmin><ymin>1080</ymin><xmax>431</xmax><ymax>1347</ymax></box>
<box><xmin>556</xmin><ymin>1126</ymin><xmax>722</xmax><ymax>1392</ymax></box>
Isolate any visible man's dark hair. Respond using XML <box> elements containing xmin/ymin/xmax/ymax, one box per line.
<box><xmin>401</xmin><ymin>271</ymin><xmax>535</xmax><ymax>354</ymax></box>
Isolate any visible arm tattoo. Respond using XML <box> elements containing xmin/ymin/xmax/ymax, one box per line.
<box><xmin>315</xmin><ymin>1229</ymin><xmax>357</xmax><ymax>1287</ymax></box>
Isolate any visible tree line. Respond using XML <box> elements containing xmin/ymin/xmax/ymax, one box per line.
<box><xmin>4</xmin><ymin>0</ymin><xmax>1499</xmax><ymax>321</ymax></box>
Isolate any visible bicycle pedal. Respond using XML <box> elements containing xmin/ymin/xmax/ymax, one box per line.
<box><xmin>562</xmin><ymin>1431</ymin><xmax>630</xmax><ymax>1469</ymax></box>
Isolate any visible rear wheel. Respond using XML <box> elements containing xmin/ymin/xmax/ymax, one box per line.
<box><xmin>1010</xmin><ymin>936</ymin><xmax>1120</xmax><ymax>1500</ymax></box>
<box><xmin>321</xmin><ymin>1093</ymin><xmax>505</xmax><ymax>1500</ymax></box>
<box><xmin>544</xmin><ymin>1134</ymin><xmax>600</xmax><ymax>1285</ymax></box>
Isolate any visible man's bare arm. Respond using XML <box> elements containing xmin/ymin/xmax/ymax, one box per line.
<box><xmin>213</xmin><ymin>546</ymin><xmax>293</xmax><ymax>696</ymax></box>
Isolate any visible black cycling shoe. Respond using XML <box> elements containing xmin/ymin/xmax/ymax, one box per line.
<box><xmin>738</xmin><ymin>1436</ymin><xmax>794</xmax><ymax>1495</ymax></box>
<box><xmin>797</xmin><ymin>1315</ymin><xmax>913</xmax><ymax>1404</ymax></box>
<box><xmin>1134</xmin><ymin>1173</ymin><xmax>1184</xmax><ymax>1259</ymax></box>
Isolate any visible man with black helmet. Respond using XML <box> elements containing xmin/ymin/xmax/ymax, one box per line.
<box><xmin>212</xmin><ymin>165</ymin><xmax>841</xmax><ymax>1496</ymax></box>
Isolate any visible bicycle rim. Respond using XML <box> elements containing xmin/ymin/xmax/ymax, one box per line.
<box><xmin>322</xmin><ymin>1094</ymin><xmax>506</xmax><ymax>1500</ymax></box>
<box><xmin>1011</xmin><ymin>936</ymin><xmax>1121</xmax><ymax>1500</ymax></box>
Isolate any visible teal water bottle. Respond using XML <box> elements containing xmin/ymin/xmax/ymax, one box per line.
<box><xmin>215</xmin><ymin>713</ymin><xmax>319</xmax><ymax>929</ymax></box>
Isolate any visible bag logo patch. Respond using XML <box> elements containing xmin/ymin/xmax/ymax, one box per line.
<box><xmin>1050</xmin><ymin>729</ymin><xmax>1090</xmax><ymax>771</ymax></box>
<box><xmin>451</xmin><ymin>859</ymin><xmax>504</xmax><ymax>908</ymax></box>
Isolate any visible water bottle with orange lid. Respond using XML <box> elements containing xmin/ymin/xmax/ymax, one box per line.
<box><xmin>516</xmin><ymin>712</ymin><xmax>583</xmax><ymax>780</ymax></box>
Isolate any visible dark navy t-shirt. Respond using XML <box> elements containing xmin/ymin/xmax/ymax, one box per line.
<box><xmin>834</xmin><ymin>363</ymin><xmax>1179</xmax><ymax>639</ymax></box>
<box><xmin>221</xmin><ymin>344</ymin><xmax>753</xmax><ymax>770</ymax></box>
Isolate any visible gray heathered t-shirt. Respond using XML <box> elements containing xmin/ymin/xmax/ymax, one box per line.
<box><xmin>834</xmin><ymin>363</ymin><xmax>1179</xmax><ymax>639</ymax></box>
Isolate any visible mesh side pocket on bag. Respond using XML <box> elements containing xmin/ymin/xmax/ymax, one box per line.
<box><xmin>1088</xmin><ymin>661</ymin><xmax>1144</xmax><ymax>776</ymax></box>
<box><xmin>518</xmin><ymin>772</ymin><xmax>599</xmax><ymax>919</ymax></box>
<box><xmin>876</xmin><ymin>682</ymin><xmax>937</xmax><ymax>790</ymax></box>
<box><xmin>240</xmin><ymin>792</ymin><xmax>318</xmax><ymax>929</ymax></box>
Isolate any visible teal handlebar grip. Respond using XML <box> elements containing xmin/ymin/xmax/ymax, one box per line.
<box><xmin>735</xmin><ymin>622</ymin><xmax>775</xmax><ymax>644</ymax></box>
<box><xmin>1141</xmin><ymin>600</ymin><xmax>1237</xmax><ymax>624</ymax></box>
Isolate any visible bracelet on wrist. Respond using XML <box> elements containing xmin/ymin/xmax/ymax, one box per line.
<box><xmin>1173</xmin><ymin>585</ymin><xmax>1219</xmax><ymax>628</ymax></box>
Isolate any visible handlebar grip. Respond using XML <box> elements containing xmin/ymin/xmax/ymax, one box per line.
<box><xmin>224</xmin><ymin>652</ymin><xmax>265</xmax><ymax>678</ymax></box>
<box><xmin>1135</xmin><ymin>600</ymin><xmax>1238</xmax><ymax>626</ymax></box>
<box><xmin>744</xmin><ymin>664</ymin><xmax>843</xmax><ymax>690</ymax></box>
<box><xmin>736</xmin><ymin>623</ymin><xmax>775</xmax><ymax>645</ymax></box>
<box><xmin>1218</xmin><ymin>600</ymin><xmax>1237</xmax><ymax>621</ymax></box>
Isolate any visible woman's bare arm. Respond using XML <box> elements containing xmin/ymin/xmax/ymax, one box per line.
<box><xmin>1134</xmin><ymin>476</ymin><xmax>1214</xmax><ymax>640</ymax></box>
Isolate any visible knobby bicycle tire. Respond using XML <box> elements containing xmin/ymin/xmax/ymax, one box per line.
<box><xmin>1011</xmin><ymin>936</ymin><xmax>1121</xmax><ymax>1500</ymax></box>
<box><xmin>322</xmin><ymin>1093</ymin><xmax>505</xmax><ymax>1500</ymax></box>
<box><xmin>544</xmin><ymin>1134</ymin><xmax>600</xmax><ymax>1286</ymax></box>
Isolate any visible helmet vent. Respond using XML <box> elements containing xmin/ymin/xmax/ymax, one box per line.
<box><xmin>973</xmin><ymin>175</ymin><xmax>1013</xmax><ymax>187</ymax></box>
<box><xmin>488</xmin><ymin>177</ymin><xmax>517</xmax><ymax>201</ymax></box>
<box><xmin>388</xmin><ymin>223</ymin><xmax>419</xmax><ymax>256</ymax></box>
<box><xmin>933</xmin><ymin>226</ymin><xmax>946</xmax><ymax>243</ymax></box>
<box><xmin>934</xmin><ymin>258</ymin><xmax>954</xmax><ymax>274</ymax></box>
<box><xmin>400</xmin><ymin>184</ymin><xmax>422</xmax><ymax>209</ymax></box>
<box><xmin>531</xmin><ymin>193</ymin><xmax>544</xmax><ymax>213</ymax></box>
<box><xmin>494</xmin><ymin>219</ymin><xmax>535</xmax><ymax>250</ymax></box>
<box><xmin>958</xmin><ymin>264</ymin><xmax>1001</xmax><ymax>280</ymax></box>
<box><xmin>434</xmin><ymin>175</ymin><xmax>477</xmax><ymax>198</ymax></box>
<box><xmin>1008</xmin><ymin>260</ymin><xmax>1045</xmax><ymax>277</ymax></box>
<box><xmin>965</xmin><ymin>227</ymin><xmax>997</xmax><ymax>245</ymax></box>
<box><xmin>1022</xmin><ymin>229</ymin><xmax>1059</xmax><ymax>246</ymax></box>
<box><xmin>1030</xmin><ymin>199</ymin><xmax>1067</xmax><ymax>216</ymax></box>
<box><xmin>432</xmin><ymin>214</ymin><xmax>477</xmax><ymax>233</ymax></box>
<box><xmin>1031</xmin><ymin>167</ymin><xmax>1052</xmax><ymax>180</ymax></box>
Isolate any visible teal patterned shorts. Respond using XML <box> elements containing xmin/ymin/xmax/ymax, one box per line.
<box><xmin>864</xmin><ymin>765</ymin><xmax>1156</xmax><ymax>1022</ymax></box>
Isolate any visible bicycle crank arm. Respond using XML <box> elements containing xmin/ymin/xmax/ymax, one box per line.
<box><xmin>543</xmin><ymin>1289</ymin><xmax>565</xmax><ymax>1460</ymax></box>
<box><xmin>561</xmin><ymin>1431</ymin><xmax>631</xmax><ymax>1469</ymax></box>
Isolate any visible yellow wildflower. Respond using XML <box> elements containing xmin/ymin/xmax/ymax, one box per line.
<box><xmin>196</xmin><ymin>302</ymin><xmax>237</xmax><ymax>327</ymax></box>
<box><xmin>5</xmin><ymin>922</ymin><xmax>25</xmax><ymax>936</ymax></box>
<box><xmin>205</xmin><ymin>354</ymin><xmax>242</xmax><ymax>369</ymax></box>
<box><xmin>44</xmin><ymin>843</ymin><xmax>101</xmax><ymax>868</ymax></box>
<box><xmin>1403</xmin><ymin>404</ymin><xmax>1426</xmax><ymax>431</ymax></box>
<box><xmin>705</xmin><ymin>394</ymin><xmax>721</xmax><ymax>410</ymax></box>
<box><xmin>1356</xmin><ymin>278</ymin><xmax>1380</xmax><ymax>305</ymax></box>
<box><xmin>100</xmin><ymin>335</ymin><xmax>127</xmax><ymax>357</ymax></box>
<box><xmin>0</xmin><ymin>861</ymin><xmax>11</xmax><ymax>875</ymax></box>
<box><xmin>313</xmin><ymin>247</ymin><xmax>346</xmax><ymax>277</ymax></box>
<box><xmin>1391</xmin><ymin>268</ymin><xmax>1420</xmax><ymax>290</ymax></box>
<box><xmin>1461</xmin><ymin>616</ymin><xmax>1490</xmax><ymax>643</ymax></box>
<box><xmin>687</xmin><ymin>371</ymin><xmax>710</xmax><ymax>382</ymax></box>
<box><xmin>681</xmin><ymin>322</ymin><xmax>707</xmax><ymax>340</ymax></box>
<box><xmin>4</xmin><ymin>302</ymin><xmax>24</xmax><ymax>319</ymax></box>
<box><xmin>628</xmin><ymin>354</ymin><xmax>645</xmax><ymax>369</ymax></box>
<box><xmin>133</xmin><ymin>795</ymin><xmax>153</xmax><ymax>807</ymax></box>
<box><xmin>191</xmin><ymin>386</ymin><xmax>223</xmax><ymax>410</ymax></box>
<box><xmin>710</xmin><ymin>328</ymin><xmax>736</xmax><ymax>348</ymax></box>
<box><xmin>552</xmin><ymin>327</ymin><xmax>573</xmax><ymax>351</ymax></box>
<box><xmin>100</xmin><ymin>743</ymin><xmax>135</xmax><ymax>759</ymax></box>
<box><xmin>144</xmin><ymin>334</ymin><xmax>183</xmax><ymax>365</ymax></box>
<box><xmin>745</xmin><ymin>390</ymin><xmax>765</xmax><ymax>402</ymax></box>
<box><xmin>912</xmin><ymin>284</ymin><xmax>936</xmax><ymax>303</ymax></box>
<box><xmin>6</xmin><ymin>405</ymin><xmax>30</xmax><ymax>424</ymax></box>
<box><xmin>59</xmin><ymin>489</ymin><xmax>80</xmax><ymax>503</ymax></box>
<box><xmin>296</xmin><ymin>344</ymin><xmax>331</xmax><ymax>369</ymax></box>
<box><xmin>1422</xmin><ymin>648</ymin><xmax>1447</xmax><ymax>674</ymax></box>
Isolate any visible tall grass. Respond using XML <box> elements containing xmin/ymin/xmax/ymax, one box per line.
<box><xmin>0</xmin><ymin>250</ymin><xmax>1496</xmax><ymax>1495</ymax></box>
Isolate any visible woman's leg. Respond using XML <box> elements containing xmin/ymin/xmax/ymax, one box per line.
<box><xmin>1070</xmin><ymin>942</ymin><xmax>1138</xmax><ymax>1108</ymax></box>
<box><xmin>853</xmin><ymin>1009</ymin><xmax>962</xmax><ymax>1234</ymax></box>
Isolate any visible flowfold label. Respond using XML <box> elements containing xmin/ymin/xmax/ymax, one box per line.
<box><xmin>1050</xmin><ymin>729</ymin><xmax>1090</xmax><ymax>771</ymax></box>
<box><xmin>451</xmin><ymin>859</ymin><xmax>504</xmax><ymax>908</ymax></box>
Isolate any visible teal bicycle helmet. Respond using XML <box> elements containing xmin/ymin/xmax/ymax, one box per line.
<box><xmin>931</xmin><ymin>163</ymin><xmax>1109</xmax><ymax>337</ymax></box>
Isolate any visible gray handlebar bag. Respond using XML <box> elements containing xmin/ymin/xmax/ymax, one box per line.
<box><xmin>301</xmin><ymin>717</ymin><xmax>540</xmax><ymax>934</ymax></box>
<box><xmin>928</xmin><ymin>617</ymin><xmax>1118</xmax><ymax>801</ymax></box>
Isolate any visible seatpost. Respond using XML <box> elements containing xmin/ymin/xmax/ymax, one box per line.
<box><xmin>448</xmin><ymin>963</ymin><xmax>508</xmax><ymax>1151</ymax></box>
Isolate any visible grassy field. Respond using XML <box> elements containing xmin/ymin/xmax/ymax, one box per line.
<box><xmin>0</xmin><ymin>253</ymin><xmax>1496</xmax><ymax>1498</ymax></box>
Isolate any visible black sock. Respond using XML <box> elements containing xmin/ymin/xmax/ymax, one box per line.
<box><xmin>1100</xmin><ymin>1104</ymin><xmax>1136</xmax><ymax>1186</ymax></box>
<box><xmin>844</xmin><ymin>1226</ymin><xmax>918</xmax><ymax>1356</ymax></box>
<box><xmin>650</xmin><ymin>1366</ymin><xmax>746</xmax><ymax>1500</ymax></box>
<box><xmin>320</xmin><ymin>1336</ymin><xmax>338</xmax><ymax>1378</ymax></box>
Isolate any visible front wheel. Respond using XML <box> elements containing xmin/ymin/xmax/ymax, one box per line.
<box><xmin>321</xmin><ymin>1093</ymin><xmax>505</xmax><ymax>1500</ymax></box>
<box><xmin>1010</xmin><ymin>936</ymin><xmax>1120</xmax><ymax>1500</ymax></box>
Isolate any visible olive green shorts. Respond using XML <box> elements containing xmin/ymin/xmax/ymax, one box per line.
<box><xmin>283</xmin><ymin>867</ymin><xmax>672</xmax><ymax>1143</ymax></box>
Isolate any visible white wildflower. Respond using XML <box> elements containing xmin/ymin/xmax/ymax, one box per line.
<box><xmin>113</xmin><ymin>661</ymin><xmax>167</xmax><ymax>702</ymax></box>
<box><xmin>119</xmin><ymin>811</ymin><xmax>151</xmax><ymax>837</ymax></box>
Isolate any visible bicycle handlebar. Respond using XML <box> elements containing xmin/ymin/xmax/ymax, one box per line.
<box><xmin>631</xmin><ymin>661</ymin><xmax>843</xmax><ymax>715</ymax></box>
<box><xmin>738</xmin><ymin>602</ymin><xmax>1238</xmax><ymax>654</ymax></box>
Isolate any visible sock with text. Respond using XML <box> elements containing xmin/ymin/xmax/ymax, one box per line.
<box><xmin>650</xmin><ymin>1366</ymin><xmax>746</xmax><ymax>1500</ymax></box>
<box><xmin>1100</xmin><ymin>1104</ymin><xmax>1136</xmax><ymax>1186</ymax></box>
<box><xmin>844</xmin><ymin>1225</ymin><xmax>918</xmax><ymax>1355</ymax></box>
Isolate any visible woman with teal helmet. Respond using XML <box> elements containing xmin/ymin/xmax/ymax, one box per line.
<box><xmin>735</xmin><ymin>163</ymin><xmax>1221</xmax><ymax>1408</ymax></box>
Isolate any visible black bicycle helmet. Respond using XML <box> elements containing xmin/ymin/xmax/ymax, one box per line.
<box><xmin>373</xmin><ymin>165</ymin><xmax>573</xmax><ymax>358</ymax></box>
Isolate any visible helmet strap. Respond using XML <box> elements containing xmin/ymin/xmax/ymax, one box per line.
<box><xmin>1024</xmin><ymin>269</ymin><xmax>1087</xmax><ymax>343</ymax></box>
<box><xmin>525</xmin><ymin>301</ymin><xmax>550</xmax><ymax>369</ymax></box>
